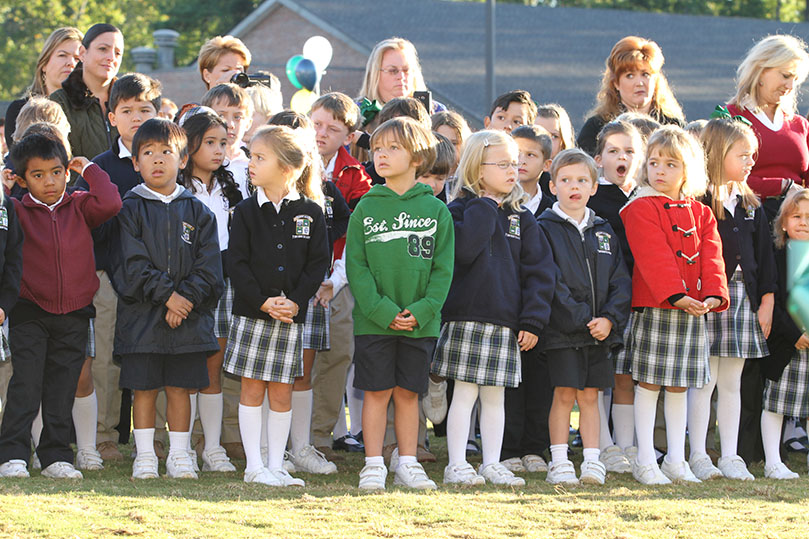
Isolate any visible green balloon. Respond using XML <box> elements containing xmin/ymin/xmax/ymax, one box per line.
<box><xmin>286</xmin><ymin>55</ymin><xmax>304</xmax><ymax>89</ymax></box>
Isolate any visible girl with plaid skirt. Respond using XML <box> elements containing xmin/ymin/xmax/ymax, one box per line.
<box><xmin>432</xmin><ymin>131</ymin><xmax>554</xmax><ymax>486</ymax></box>
<box><xmin>266</xmin><ymin>111</ymin><xmax>350</xmax><ymax>474</ymax></box>
<box><xmin>224</xmin><ymin>125</ymin><xmax>330</xmax><ymax>487</ymax></box>
<box><xmin>687</xmin><ymin>118</ymin><xmax>775</xmax><ymax>481</ymax></box>
<box><xmin>178</xmin><ymin>110</ymin><xmax>246</xmax><ymax>473</ymax></box>
<box><xmin>759</xmin><ymin>189</ymin><xmax>809</xmax><ymax>479</ymax></box>
<box><xmin>620</xmin><ymin>126</ymin><xmax>729</xmax><ymax>485</ymax></box>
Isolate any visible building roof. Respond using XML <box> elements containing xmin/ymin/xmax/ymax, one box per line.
<box><xmin>237</xmin><ymin>0</ymin><xmax>809</xmax><ymax>129</ymax></box>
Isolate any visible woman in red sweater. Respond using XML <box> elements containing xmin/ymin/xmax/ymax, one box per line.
<box><xmin>727</xmin><ymin>35</ymin><xmax>809</xmax><ymax>220</ymax></box>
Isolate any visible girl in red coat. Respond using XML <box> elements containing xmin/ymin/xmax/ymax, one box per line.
<box><xmin>620</xmin><ymin>126</ymin><xmax>729</xmax><ymax>485</ymax></box>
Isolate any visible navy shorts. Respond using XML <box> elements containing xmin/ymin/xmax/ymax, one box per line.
<box><xmin>353</xmin><ymin>334</ymin><xmax>436</xmax><ymax>394</ymax></box>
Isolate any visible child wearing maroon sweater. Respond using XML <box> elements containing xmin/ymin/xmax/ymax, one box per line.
<box><xmin>0</xmin><ymin>134</ymin><xmax>121</xmax><ymax>479</ymax></box>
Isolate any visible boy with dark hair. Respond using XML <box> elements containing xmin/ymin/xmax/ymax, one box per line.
<box><xmin>0</xmin><ymin>134</ymin><xmax>121</xmax><ymax>479</ymax></box>
<box><xmin>485</xmin><ymin>90</ymin><xmax>538</xmax><ymax>134</ymax></box>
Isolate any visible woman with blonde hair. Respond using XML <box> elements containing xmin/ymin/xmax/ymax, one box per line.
<box><xmin>577</xmin><ymin>36</ymin><xmax>684</xmax><ymax>156</ymax></box>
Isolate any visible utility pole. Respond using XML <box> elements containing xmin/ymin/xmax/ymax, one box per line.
<box><xmin>486</xmin><ymin>0</ymin><xmax>496</xmax><ymax>111</ymax></box>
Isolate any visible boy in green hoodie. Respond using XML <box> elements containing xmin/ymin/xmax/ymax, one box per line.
<box><xmin>346</xmin><ymin>117</ymin><xmax>454</xmax><ymax>490</ymax></box>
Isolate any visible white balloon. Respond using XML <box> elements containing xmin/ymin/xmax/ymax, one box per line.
<box><xmin>303</xmin><ymin>35</ymin><xmax>333</xmax><ymax>73</ymax></box>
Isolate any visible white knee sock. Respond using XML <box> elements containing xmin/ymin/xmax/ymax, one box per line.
<box><xmin>289</xmin><ymin>389</ymin><xmax>313</xmax><ymax>454</ymax></box>
<box><xmin>597</xmin><ymin>390</ymin><xmax>613</xmax><ymax>450</ymax></box>
<box><xmin>687</xmin><ymin>356</ymin><xmax>718</xmax><ymax>458</ymax></box>
<box><xmin>133</xmin><ymin>428</ymin><xmax>156</xmax><ymax>458</ymax></box>
<box><xmin>260</xmin><ymin>394</ymin><xmax>269</xmax><ymax>453</ymax></box>
<box><xmin>634</xmin><ymin>386</ymin><xmax>660</xmax><ymax>466</ymax></box>
<box><xmin>31</xmin><ymin>406</ymin><xmax>43</xmax><ymax>447</ymax></box>
<box><xmin>187</xmin><ymin>392</ymin><xmax>197</xmax><ymax>452</ymax></box>
<box><xmin>550</xmin><ymin>444</ymin><xmax>568</xmax><ymax>465</ymax></box>
<box><xmin>716</xmin><ymin>357</ymin><xmax>744</xmax><ymax>458</ymax></box>
<box><xmin>169</xmin><ymin>430</ymin><xmax>190</xmax><ymax>457</ymax></box>
<box><xmin>664</xmin><ymin>390</ymin><xmax>687</xmax><ymax>464</ymax></box>
<box><xmin>238</xmin><ymin>404</ymin><xmax>263</xmax><ymax>473</ymax></box>
<box><xmin>478</xmin><ymin>385</ymin><xmax>505</xmax><ymax>467</ymax></box>
<box><xmin>612</xmin><ymin>404</ymin><xmax>635</xmax><ymax>450</ymax></box>
<box><xmin>267</xmin><ymin>409</ymin><xmax>292</xmax><ymax>471</ymax></box>
<box><xmin>761</xmin><ymin>409</ymin><xmax>784</xmax><ymax>467</ymax></box>
<box><xmin>197</xmin><ymin>392</ymin><xmax>224</xmax><ymax>452</ymax></box>
<box><xmin>72</xmin><ymin>391</ymin><xmax>98</xmax><ymax>451</ymax></box>
<box><xmin>446</xmin><ymin>381</ymin><xmax>478</xmax><ymax>465</ymax></box>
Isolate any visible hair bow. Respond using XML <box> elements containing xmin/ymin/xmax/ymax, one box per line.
<box><xmin>710</xmin><ymin>105</ymin><xmax>753</xmax><ymax>127</ymax></box>
<box><xmin>359</xmin><ymin>98</ymin><xmax>382</xmax><ymax>126</ymax></box>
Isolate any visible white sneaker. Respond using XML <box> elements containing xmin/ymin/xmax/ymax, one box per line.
<box><xmin>76</xmin><ymin>448</ymin><xmax>104</xmax><ymax>471</ymax></box>
<box><xmin>521</xmin><ymin>454</ymin><xmax>548</xmax><ymax>473</ymax></box>
<box><xmin>244</xmin><ymin>467</ymin><xmax>278</xmax><ymax>485</ymax></box>
<box><xmin>444</xmin><ymin>461</ymin><xmax>485</xmax><ymax>485</ymax></box>
<box><xmin>201</xmin><ymin>446</ymin><xmax>237</xmax><ymax>472</ymax></box>
<box><xmin>393</xmin><ymin>462</ymin><xmax>437</xmax><ymax>490</ymax></box>
<box><xmin>633</xmin><ymin>461</ymin><xmax>671</xmax><ymax>485</ymax></box>
<box><xmin>291</xmin><ymin>445</ymin><xmax>337</xmax><ymax>474</ymax></box>
<box><xmin>283</xmin><ymin>451</ymin><xmax>296</xmax><ymax>473</ymax></box>
<box><xmin>267</xmin><ymin>467</ymin><xmax>305</xmax><ymax>487</ymax></box>
<box><xmin>166</xmin><ymin>451</ymin><xmax>198</xmax><ymax>479</ymax></box>
<box><xmin>600</xmin><ymin>445</ymin><xmax>632</xmax><ymax>473</ymax></box>
<box><xmin>132</xmin><ymin>453</ymin><xmax>159</xmax><ymax>479</ymax></box>
<box><xmin>764</xmin><ymin>462</ymin><xmax>799</xmax><ymax>480</ymax></box>
<box><xmin>479</xmin><ymin>462</ymin><xmax>525</xmax><ymax>486</ymax></box>
<box><xmin>546</xmin><ymin>460</ymin><xmax>579</xmax><ymax>485</ymax></box>
<box><xmin>41</xmin><ymin>461</ymin><xmax>82</xmax><ymax>479</ymax></box>
<box><xmin>717</xmin><ymin>455</ymin><xmax>754</xmax><ymax>481</ymax></box>
<box><xmin>32</xmin><ymin>453</ymin><xmax>41</xmax><ymax>470</ymax></box>
<box><xmin>388</xmin><ymin>447</ymin><xmax>399</xmax><ymax>472</ymax></box>
<box><xmin>689</xmin><ymin>453</ymin><xmax>723</xmax><ymax>481</ymax></box>
<box><xmin>579</xmin><ymin>460</ymin><xmax>607</xmax><ymax>485</ymax></box>
<box><xmin>0</xmin><ymin>459</ymin><xmax>29</xmax><ymax>478</ymax></box>
<box><xmin>501</xmin><ymin>457</ymin><xmax>527</xmax><ymax>473</ymax></box>
<box><xmin>423</xmin><ymin>378</ymin><xmax>448</xmax><ymax>424</ymax></box>
<box><xmin>660</xmin><ymin>459</ymin><xmax>701</xmax><ymax>483</ymax></box>
<box><xmin>187</xmin><ymin>450</ymin><xmax>200</xmax><ymax>473</ymax></box>
<box><xmin>358</xmin><ymin>463</ymin><xmax>387</xmax><ymax>490</ymax></box>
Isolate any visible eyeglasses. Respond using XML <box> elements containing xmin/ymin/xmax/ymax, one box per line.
<box><xmin>380</xmin><ymin>66</ymin><xmax>410</xmax><ymax>77</ymax></box>
<box><xmin>481</xmin><ymin>161</ymin><xmax>520</xmax><ymax>170</ymax></box>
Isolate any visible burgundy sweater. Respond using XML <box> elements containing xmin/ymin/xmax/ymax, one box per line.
<box><xmin>13</xmin><ymin>163</ymin><xmax>122</xmax><ymax>314</ymax></box>
<box><xmin>728</xmin><ymin>104</ymin><xmax>809</xmax><ymax>198</ymax></box>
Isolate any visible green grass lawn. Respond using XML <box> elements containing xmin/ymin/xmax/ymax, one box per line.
<box><xmin>1</xmin><ymin>432</ymin><xmax>808</xmax><ymax>539</ymax></box>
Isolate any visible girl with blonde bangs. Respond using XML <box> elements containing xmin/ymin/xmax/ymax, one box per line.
<box><xmin>453</xmin><ymin>130</ymin><xmax>526</xmax><ymax>212</ymax></box>
<box><xmin>638</xmin><ymin>126</ymin><xmax>708</xmax><ymax>200</ymax></box>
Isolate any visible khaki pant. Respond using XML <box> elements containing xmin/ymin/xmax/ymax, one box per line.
<box><xmin>92</xmin><ymin>271</ymin><xmax>122</xmax><ymax>444</ymax></box>
<box><xmin>311</xmin><ymin>287</ymin><xmax>355</xmax><ymax>447</ymax></box>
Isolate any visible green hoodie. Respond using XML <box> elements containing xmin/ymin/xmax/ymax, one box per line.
<box><xmin>346</xmin><ymin>182</ymin><xmax>454</xmax><ymax>338</ymax></box>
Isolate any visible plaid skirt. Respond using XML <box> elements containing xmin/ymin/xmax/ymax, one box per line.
<box><xmin>431</xmin><ymin>321</ymin><xmax>521</xmax><ymax>387</ymax></box>
<box><xmin>628</xmin><ymin>307</ymin><xmax>710</xmax><ymax>388</ymax></box>
<box><xmin>213</xmin><ymin>279</ymin><xmax>234</xmax><ymax>340</ymax></box>
<box><xmin>706</xmin><ymin>269</ymin><xmax>768</xmax><ymax>359</ymax></box>
<box><xmin>86</xmin><ymin>318</ymin><xmax>95</xmax><ymax>358</ymax></box>
<box><xmin>762</xmin><ymin>349</ymin><xmax>809</xmax><ymax>417</ymax></box>
<box><xmin>224</xmin><ymin>315</ymin><xmax>303</xmax><ymax>383</ymax></box>
<box><xmin>613</xmin><ymin>314</ymin><xmax>633</xmax><ymax>375</ymax></box>
<box><xmin>301</xmin><ymin>297</ymin><xmax>330</xmax><ymax>351</ymax></box>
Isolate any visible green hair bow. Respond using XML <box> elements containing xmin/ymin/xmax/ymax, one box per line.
<box><xmin>359</xmin><ymin>98</ymin><xmax>382</xmax><ymax>126</ymax></box>
<box><xmin>710</xmin><ymin>105</ymin><xmax>753</xmax><ymax>127</ymax></box>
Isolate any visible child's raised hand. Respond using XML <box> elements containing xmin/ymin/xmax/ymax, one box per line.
<box><xmin>165</xmin><ymin>310</ymin><xmax>183</xmax><ymax>329</ymax></box>
<box><xmin>587</xmin><ymin>317</ymin><xmax>613</xmax><ymax>341</ymax></box>
<box><xmin>517</xmin><ymin>330</ymin><xmax>538</xmax><ymax>351</ymax></box>
<box><xmin>315</xmin><ymin>281</ymin><xmax>334</xmax><ymax>308</ymax></box>
<box><xmin>673</xmin><ymin>296</ymin><xmax>709</xmax><ymax>317</ymax></box>
<box><xmin>166</xmin><ymin>292</ymin><xmax>193</xmax><ymax>319</ymax></box>
<box><xmin>67</xmin><ymin>156</ymin><xmax>91</xmax><ymax>174</ymax></box>
<box><xmin>796</xmin><ymin>333</ymin><xmax>809</xmax><ymax>350</ymax></box>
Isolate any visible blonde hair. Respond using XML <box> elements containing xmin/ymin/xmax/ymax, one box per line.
<box><xmin>28</xmin><ymin>27</ymin><xmax>84</xmax><ymax>97</ymax></box>
<box><xmin>639</xmin><ymin>125</ymin><xmax>707</xmax><ymax>199</ymax></box>
<box><xmin>13</xmin><ymin>97</ymin><xmax>70</xmax><ymax>143</ymax></box>
<box><xmin>250</xmin><ymin>125</ymin><xmax>323</xmax><ymax>208</ymax></box>
<box><xmin>537</xmin><ymin>104</ymin><xmax>576</xmax><ymax>151</ymax></box>
<box><xmin>550</xmin><ymin>148</ymin><xmax>598</xmax><ymax>186</ymax></box>
<box><xmin>370</xmin><ymin>117</ymin><xmax>437</xmax><ymax>178</ymax></box>
<box><xmin>591</xmin><ymin>36</ymin><xmax>684</xmax><ymax>123</ymax></box>
<box><xmin>701</xmin><ymin>118</ymin><xmax>760</xmax><ymax>220</ymax></box>
<box><xmin>431</xmin><ymin>110</ymin><xmax>471</xmax><ymax>145</ymax></box>
<box><xmin>198</xmin><ymin>36</ymin><xmax>252</xmax><ymax>87</ymax></box>
<box><xmin>358</xmin><ymin>38</ymin><xmax>427</xmax><ymax>104</ymax></box>
<box><xmin>454</xmin><ymin>130</ymin><xmax>525</xmax><ymax>212</ymax></box>
<box><xmin>731</xmin><ymin>35</ymin><xmax>809</xmax><ymax>116</ymax></box>
<box><xmin>774</xmin><ymin>188</ymin><xmax>809</xmax><ymax>247</ymax></box>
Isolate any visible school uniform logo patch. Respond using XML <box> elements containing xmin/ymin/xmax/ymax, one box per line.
<box><xmin>506</xmin><ymin>214</ymin><xmax>521</xmax><ymax>239</ymax></box>
<box><xmin>596</xmin><ymin>231</ymin><xmax>612</xmax><ymax>254</ymax></box>
<box><xmin>293</xmin><ymin>215</ymin><xmax>311</xmax><ymax>239</ymax></box>
<box><xmin>0</xmin><ymin>207</ymin><xmax>8</xmax><ymax>231</ymax></box>
<box><xmin>181</xmin><ymin>222</ymin><xmax>194</xmax><ymax>245</ymax></box>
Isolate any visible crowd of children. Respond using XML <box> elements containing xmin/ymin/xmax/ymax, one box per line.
<box><xmin>1</xmin><ymin>26</ymin><xmax>809</xmax><ymax>491</ymax></box>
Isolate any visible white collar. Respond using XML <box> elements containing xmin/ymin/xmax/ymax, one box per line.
<box><xmin>117</xmin><ymin>138</ymin><xmax>132</xmax><ymax>159</ymax></box>
<box><xmin>30</xmin><ymin>192</ymin><xmax>65</xmax><ymax>211</ymax></box>
<box><xmin>552</xmin><ymin>201</ymin><xmax>591</xmax><ymax>234</ymax></box>
<box><xmin>257</xmin><ymin>187</ymin><xmax>300</xmax><ymax>211</ymax></box>
<box><xmin>144</xmin><ymin>184</ymin><xmax>183</xmax><ymax>203</ymax></box>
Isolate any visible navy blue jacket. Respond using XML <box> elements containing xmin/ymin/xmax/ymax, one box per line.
<box><xmin>701</xmin><ymin>193</ymin><xmax>777</xmax><ymax>312</ymax></box>
<box><xmin>111</xmin><ymin>185</ymin><xmax>224</xmax><ymax>356</ymax></box>
<box><xmin>441</xmin><ymin>191</ymin><xmax>554</xmax><ymax>335</ymax></box>
<box><xmin>537</xmin><ymin>207</ymin><xmax>632</xmax><ymax>351</ymax></box>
